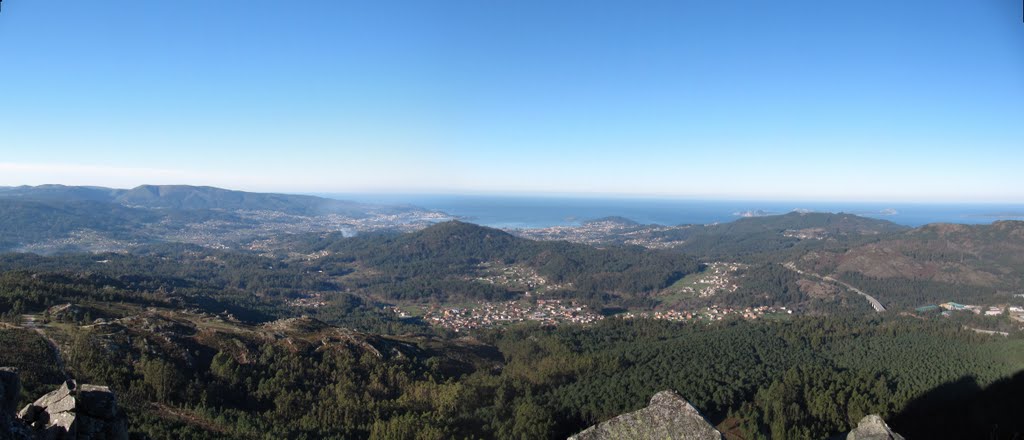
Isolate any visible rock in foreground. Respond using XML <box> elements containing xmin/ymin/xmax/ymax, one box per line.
<box><xmin>568</xmin><ymin>390</ymin><xmax>723</xmax><ymax>440</ymax></box>
<box><xmin>1</xmin><ymin>369</ymin><xmax>127</xmax><ymax>440</ymax></box>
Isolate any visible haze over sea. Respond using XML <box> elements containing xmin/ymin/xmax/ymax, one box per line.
<box><xmin>321</xmin><ymin>194</ymin><xmax>1024</xmax><ymax>229</ymax></box>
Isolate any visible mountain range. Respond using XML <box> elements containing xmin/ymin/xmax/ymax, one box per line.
<box><xmin>1</xmin><ymin>184</ymin><xmax>1023</xmax><ymax>439</ymax></box>
<box><xmin>2</xmin><ymin>184</ymin><xmax>1022</xmax><ymax>309</ymax></box>
<box><xmin>0</xmin><ymin>184</ymin><xmax>402</xmax><ymax>216</ymax></box>
<box><xmin>0</xmin><ymin>185</ymin><xmax>443</xmax><ymax>253</ymax></box>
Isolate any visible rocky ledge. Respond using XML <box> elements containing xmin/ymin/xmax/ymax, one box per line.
<box><xmin>846</xmin><ymin>414</ymin><xmax>904</xmax><ymax>440</ymax></box>
<box><xmin>567</xmin><ymin>390</ymin><xmax>903</xmax><ymax>440</ymax></box>
<box><xmin>1</xmin><ymin>368</ymin><xmax>127</xmax><ymax>440</ymax></box>
<box><xmin>568</xmin><ymin>390</ymin><xmax>722</xmax><ymax>440</ymax></box>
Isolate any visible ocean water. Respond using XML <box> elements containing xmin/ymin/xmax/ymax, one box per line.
<box><xmin>321</xmin><ymin>193</ymin><xmax>1024</xmax><ymax>229</ymax></box>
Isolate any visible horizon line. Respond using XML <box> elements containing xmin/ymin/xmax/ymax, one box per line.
<box><xmin>4</xmin><ymin>182</ymin><xmax>1024</xmax><ymax>205</ymax></box>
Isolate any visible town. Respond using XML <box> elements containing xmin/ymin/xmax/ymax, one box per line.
<box><xmin>470</xmin><ymin>262</ymin><xmax>570</xmax><ymax>294</ymax></box>
<box><xmin>512</xmin><ymin>219</ymin><xmax>688</xmax><ymax>249</ymax></box>
<box><xmin>620</xmin><ymin>305</ymin><xmax>793</xmax><ymax>322</ymax></box>
<box><xmin>667</xmin><ymin>262</ymin><xmax>743</xmax><ymax>298</ymax></box>
<box><xmin>387</xmin><ymin>300</ymin><xmax>795</xmax><ymax>332</ymax></box>
<box><xmin>781</xmin><ymin>227</ymin><xmax>829</xmax><ymax>240</ymax></box>
<box><xmin>418</xmin><ymin>299</ymin><xmax>603</xmax><ymax>331</ymax></box>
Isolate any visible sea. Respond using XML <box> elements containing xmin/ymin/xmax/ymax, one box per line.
<box><xmin>320</xmin><ymin>194</ymin><xmax>1024</xmax><ymax>229</ymax></box>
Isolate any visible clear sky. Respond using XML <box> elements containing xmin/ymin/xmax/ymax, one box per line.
<box><xmin>1</xmin><ymin>0</ymin><xmax>1022</xmax><ymax>201</ymax></box>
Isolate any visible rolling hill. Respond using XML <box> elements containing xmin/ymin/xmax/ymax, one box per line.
<box><xmin>0</xmin><ymin>185</ymin><xmax>439</xmax><ymax>253</ymax></box>
<box><xmin>0</xmin><ymin>184</ymin><xmax>396</xmax><ymax>216</ymax></box>
<box><xmin>625</xmin><ymin>212</ymin><xmax>910</xmax><ymax>260</ymax></box>
<box><xmin>795</xmin><ymin>220</ymin><xmax>1024</xmax><ymax>306</ymax></box>
<box><xmin>312</xmin><ymin>221</ymin><xmax>703</xmax><ymax>303</ymax></box>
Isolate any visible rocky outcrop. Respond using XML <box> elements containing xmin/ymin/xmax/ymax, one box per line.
<box><xmin>18</xmin><ymin>379</ymin><xmax>128</xmax><ymax>440</ymax></box>
<box><xmin>45</xmin><ymin>304</ymin><xmax>81</xmax><ymax>320</ymax></box>
<box><xmin>846</xmin><ymin>415</ymin><xmax>904</xmax><ymax>440</ymax></box>
<box><xmin>567</xmin><ymin>392</ymin><xmax>905</xmax><ymax>440</ymax></box>
<box><xmin>568</xmin><ymin>391</ymin><xmax>723</xmax><ymax>440</ymax></box>
<box><xmin>1</xmin><ymin>370</ymin><xmax>127</xmax><ymax>440</ymax></box>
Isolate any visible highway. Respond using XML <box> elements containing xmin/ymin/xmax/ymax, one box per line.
<box><xmin>783</xmin><ymin>262</ymin><xmax>886</xmax><ymax>312</ymax></box>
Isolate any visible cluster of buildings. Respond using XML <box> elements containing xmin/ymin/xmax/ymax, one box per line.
<box><xmin>241</xmin><ymin>210</ymin><xmax>452</xmax><ymax>252</ymax></box>
<box><xmin>16</xmin><ymin>229</ymin><xmax>142</xmax><ymax>254</ymax></box>
<box><xmin>472</xmin><ymin>263</ymin><xmax>568</xmax><ymax>294</ymax></box>
<box><xmin>421</xmin><ymin>299</ymin><xmax>603</xmax><ymax>331</ymax></box>
<box><xmin>619</xmin><ymin>305</ymin><xmax>792</xmax><ymax>322</ymax></box>
<box><xmin>674</xmin><ymin>262</ymin><xmax>742</xmax><ymax>298</ymax></box>
<box><xmin>512</xmin><ymin>220</ymin><xmax>686</xmax><ymax>249</ymax></box>
<box><xmin>288</xmin><ymin>293</ymin><xmax>328</xmax><ymax>309</ymax></box>
<box><xmin>916</xmin><ymin>302</ymin><xmax>1024</xmax><ymax>322</ymax></box>
<box><xmin>781</xmin><ymin>228</ymin><xmax>828</xmax><ymax>240</ymax></box>
<box><xmin>384</xmin><ymin>305</ymin><xmax>412</xmax><ymax>318</ymax></box>
<box><xmin>1012</xmin><ymin>306</ymin><xmax>1024</xmax><ymax>323</ymax></box>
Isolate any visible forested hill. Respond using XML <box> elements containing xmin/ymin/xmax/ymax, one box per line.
<box><xmin>711</xmin><ymin>211</ymin><xmax>907</xmax><ymax>234</ymax></box>
<box><xmin>0</xmin><ymin>199</ymin><xmax>160</xmax><ymax>250</ymax></box>
<box><xmin>0</xmin><ymin>184</ymin><xmax>445</xmax><ymax>253</ymax></box>
<box><xmin>796</xmin><ymin>220</ymin><xmax>1024</xmax><ymax>306</ymax></box>
<box><xmin>639</xmin><ymin>211</ymin><xmax>909</xmax><ymax>260</ymax></box>
<box><xmin>0</xmin><ymin>184</ymin><xmax>394</xmax><ymax>216</ymax></box>
<box><xmin>308</xmin><ymin>221</ymin><xmax>703</xmax><ymax>302</ymax></box>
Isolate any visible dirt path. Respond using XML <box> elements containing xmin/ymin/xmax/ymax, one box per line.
<box><xmin>21</xmin><ymin>314</ymin><xmax>69</xmax><ymax>378</ymax></box>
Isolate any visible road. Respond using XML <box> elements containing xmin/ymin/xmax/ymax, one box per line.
<box><xmin>20</xmin><ymin>314</ymin><xmax>68</xmax><ymax>376</ymax></box>
<box><xmin>965</xmin><ymin>327</ymin><xmax>1009</xmax><ymax>336</ymax></box>
<box><xmin>21</xmin><ymin>314</ymin><xmax>41</xmax><ymax>329</ymax></box>
<box><xmin>783</xmin><ymin>263</ymin><xmax>887</xmax><ymax>312</ymax></box>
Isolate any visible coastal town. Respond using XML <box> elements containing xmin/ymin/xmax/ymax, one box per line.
<box><xmin>13</xmin><ymin>208</ymin><xmax>453</xmax><ymax>254</ymax></box>
<box><xmin>242</xmin><ymin>210</ymin><xmax>452</xmax><ymax>251</ymax></box>
<box><xmin>511</xmin><ymin>218</ymin><xmax>688</xmax><ymax>249</ymax></box>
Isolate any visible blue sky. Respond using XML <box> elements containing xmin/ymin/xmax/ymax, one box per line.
<box><xmin>1</xmin><ymin>0</ymin><xmax>1022</xmax><ymax>201</ymax></box>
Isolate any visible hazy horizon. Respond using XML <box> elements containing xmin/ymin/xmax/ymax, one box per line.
<box><xmin>2</xmin><ymin>181</ymin><xmax>1024</xmax><ymax>206</ymax></box>
<box><xmin>7</xmin><ymin>182</ymin><xmax>1024</xmax><ymax>205</ymax></box>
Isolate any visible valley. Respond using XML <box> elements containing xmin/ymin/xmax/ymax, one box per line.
<box><xmin>1</xmin><ymin>185</ymin><xmax>1023</xmax><ymax>439</ymax></box>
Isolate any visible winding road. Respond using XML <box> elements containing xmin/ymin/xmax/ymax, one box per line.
<box><xmin>783</xmin><ymin>262</ymin><xmax>886</xmax><ymax>312</ymax></box>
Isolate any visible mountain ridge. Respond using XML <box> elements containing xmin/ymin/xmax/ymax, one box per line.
<box><xmin>0</xmin><ymin>184</ymin><xmax>394</xmax><ymax>216</ymax></box>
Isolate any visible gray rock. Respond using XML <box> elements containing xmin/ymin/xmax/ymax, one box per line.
<box><xmin>31</xmin><ymin>381</ymin><xmax>74</xmax><ymax>411</ymax></box>
<box><xmin>846</xmin><ymin>415</ymin><xmax>904</xmax><ymax>440</ymax></box>
<box><xmin>3</xmin><ymin>374</ymin><xmax>127</xmax><ymax>440</ymax></box>
<box><xmin>568</xmin><ymin>391</ymin><xmax>723</xmax><ymax>440</ymax></box>
<box><xmin>40</xmin><ymin>396</ymin><xmax>75</xmax><ymax>420</ymax></box>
